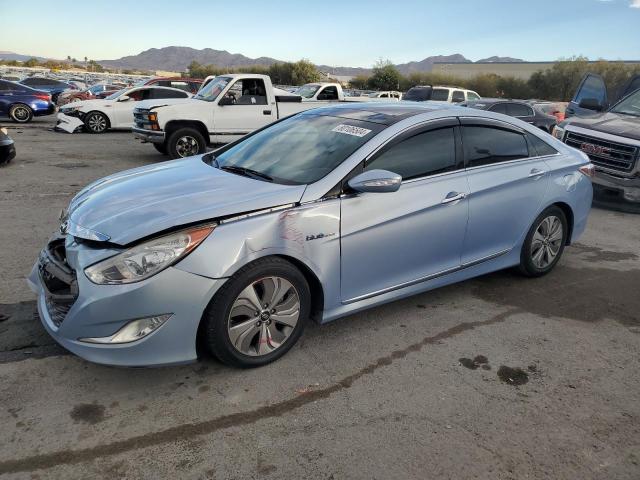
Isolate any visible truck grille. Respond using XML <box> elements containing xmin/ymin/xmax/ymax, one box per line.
<box><xmin>38</xmin><ymin>237</ymin><xmax>78</xmax><ymax>328</ymax></box>
<box><xmin>565</xmin><ymin>131</ymin><xmax>638</xmax><ymax>173</ymax></box>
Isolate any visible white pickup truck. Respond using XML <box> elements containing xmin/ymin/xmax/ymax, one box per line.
<box><xmin>132</xmin><ymin>74</ymin><xmax>320</xmax><ymax>158</ymax></box>
<box><xmin>132</xmin><ymin>75</ymin><xmax>398</xmax><ymax>158</ymax></box>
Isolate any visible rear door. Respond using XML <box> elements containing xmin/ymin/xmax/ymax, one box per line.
<box><xmin>566</xmin><ymin>73</ymin><xmax>607</xmax><ymax>117</ymax></box>
<box><xmin>212</xmin><ymin>77</ymin><xmax>275</xmax><ymax>143</ymax></box>
<box><xmin>506</xmin><ymin>103</ymin><xmax>535</xmax><ymax>124</ymax></box>
<box><xmin>340</xmin><ymin>119</ymin><xmax>469</xmax><ymax>302</ymax></box>
<box><xmin>460</xmin><ymin>118</ymin><xmax>550</xmax><ymax>264</ymax></box>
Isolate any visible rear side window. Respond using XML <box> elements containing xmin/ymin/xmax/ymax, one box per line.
<box><xmin>365</xmin><ymin>127</ymin><xmax>457</xmax><ymax>180</ymax></box>
<box><xmin>467</xmin><ymin>91</ymin><xmax>481</xmax><ymax>101</ymax></box>
<box><xmin>452</xmin><ymin>90</ymin><xmax>465</xmax><ymax>103</ymax></box>
<box><xmin>526</xmin><ymin>133</ymin><xmax>558</xmax><ymax>157</ymax></box>
<box><xmin>489</xmin><ymin>103</ymin><xmax>508</xmax><ymax>114</ymax></box>
<box><xmin>507</xmin><ymin>103</ymin><xmax>533</xmax><ymax>117</ymax></box>
<box><xmin>153</xmin><ymin>88</ymin><xmax>188</xmax><ymax>99</ymax></box>
<box><xmin>462</xmin><ymin>126</ymin><xmax>529</xmax><ymax>167</ymax></box>
<box><xmin>430</xmin><ymin>88</ymin><xmax>449</xmax><ymax>101</ymax></box>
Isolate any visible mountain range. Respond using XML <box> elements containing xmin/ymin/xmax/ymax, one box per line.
<box><xmin>1</xmin><ymin>47</ymin><xmax>525</xmax><ymax>75</ymax></box>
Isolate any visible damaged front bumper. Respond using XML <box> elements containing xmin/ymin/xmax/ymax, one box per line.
<box><xmin>55</xmin><ymin>112</ymin><xmax>85</xmax><ymax>133</ymax></box>
<box><xmin>132</xmin><ymin>127</ymin><xmax>165</xmax><ymax>144</ymax></box>
<box><xmin>592</xmin><ymin>168</ymin><xmax>640</xmax><ymax>210</ymax></box>
<box><xmin>28</xmin><ymin>234</ymin><xmax>226</xmax><ymax>367</ymax></box>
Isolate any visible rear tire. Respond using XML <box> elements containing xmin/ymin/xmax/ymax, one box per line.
<box><xmin>9</xmin><ymin>104</ymin><xmax>33</xmax><ymax>123</ymax></box>
<box><xmin>202</xmin><ymin>257</ymin><xmax>310</xmax><ymax>368</ymax></box>
<box><xmin>518</xmin><ymin>206</ymin><xmax>568</xmax><ymax>277</ymax></box>
<box><xmin>167</xmin><ymin>127</ymin><xmax>206</xmax><ymax>159</ymax></box>
<box><xmin>153</xmin><ymin>143</ymin><xmax>168</xmax><ymax>155</ymax></box>
<box><xmin>84</xmin><ymin>111</ymin><xmax>109</xmax><ymax>134</ymax></box>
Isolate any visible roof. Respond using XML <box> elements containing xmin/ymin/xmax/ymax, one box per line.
<box><xmin>302</xmin><ymin>102</ymin><xmax>454</xmax><ymax>125</ymax></box>
<box><xmin>464</xmin><ymin>98</ymin><xmax>529</xmax><ymax>105</ymax></box>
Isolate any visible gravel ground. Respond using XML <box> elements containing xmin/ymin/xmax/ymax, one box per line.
<box><xmin>1</xmin><ymin>116</ymin><xmax>639</xmax><ymax>480</ymax></box>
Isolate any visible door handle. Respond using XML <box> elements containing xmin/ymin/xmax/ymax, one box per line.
<box><xmin>441</xmin><ymin>192</ymin><xmax>466</xmax><ymax>204</ymax></box>
<box><xmin>528</xmin><ymin>168</ymin><xmax>546</xmax><ymax>178</ymax></box>
<box><xmin>263</xmin><ymin>110</ymin><xmax>272</xmax><ymax>115</ymax></box>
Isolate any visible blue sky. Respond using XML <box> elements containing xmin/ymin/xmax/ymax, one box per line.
<box><xmin>0</xmin><ymin>0</ymin><xmax>638</xmax><ymax>66</ymax></box>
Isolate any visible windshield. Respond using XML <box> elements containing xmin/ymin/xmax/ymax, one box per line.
<box><xmin>105</xmin><ymin>88</ymin><xmax>127</xmax><ymax>100</ymax></box>
<box><xmin>404</xmin><ymin>86</ymin><xmax>432</xmax><ymax>102</ymax></box>
<box><xmin>295</xmin><ymin>85</ymin><xmax>320</xmax><ymax>99</ymax></box>
<box><xmin>88</xmin><ymin>84</ymin><xmax>104</xmax><ymax>94</ymax></box>
<box><xmin>611</xmin><ymin>89</ymin><xmax>640</xmax><ymax>117</ymax></box>
<box><xmin>213</xmin><ymin>113</ymin><xmax>385</xmax><ymax>184</ymax></box>
<box><xmin>193</xmin><ymin>76</ymin><xmax>231</xmax><ymax>101</ymax></box>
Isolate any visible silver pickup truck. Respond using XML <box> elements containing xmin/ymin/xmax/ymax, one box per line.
<box><xmin>554</xmin><ymin>73</ymin><xmax>640</xmax><ymax>210</ymax></box>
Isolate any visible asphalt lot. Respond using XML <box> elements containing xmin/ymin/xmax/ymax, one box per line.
<box><xmin>1</xmin><ymin>116</ymin><xmax>639</xmax><ymax>480</ymax></box>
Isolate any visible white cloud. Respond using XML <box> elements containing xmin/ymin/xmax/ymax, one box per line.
<box><xmin>631</xmin><ymin>0</ymin><xmax>640</xmax><ymax>8</ymax></box>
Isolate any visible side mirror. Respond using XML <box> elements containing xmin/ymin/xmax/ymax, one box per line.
<box><xmin>117</xmin><ymin>95</ymin><xmax>130</xmax><ymax>102</ymax></box>
<box><xmin>218</xmin><ymin>96</ymin><xmax>233</xmax><ymax>106</ymax></box>
<box><xmin>578</xmin><ymin>98</ymin><xmax>603</xmax><ymax>111</ymax></box>
<box><xmin>348</xmin><ymin>169</ymin><xmax>402</xmax><ymax>193</ymax></box>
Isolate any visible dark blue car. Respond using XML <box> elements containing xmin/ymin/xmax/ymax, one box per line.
<box><xmin>0</xmin><ymin>80</ymin><xmax>56</xmax><ymax>123</ymax></box>
<box><xmin>19</xmin><ymin>77</ymin><xmax>75</xmax><ymax>103</ymax></box>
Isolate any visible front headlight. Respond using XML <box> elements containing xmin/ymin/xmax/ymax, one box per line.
<box><xmin>552</xmin><ymin>126</ymin><xmax>565</xmax><ymax>140</ymax></box>
<box><xmin>85</xmin><ymin>225</ymin><xmax>214</xmax><ymax>285</ymax></box>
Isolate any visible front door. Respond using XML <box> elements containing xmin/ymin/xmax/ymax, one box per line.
<box><xmin>566</xmin><ymin>73</ymin><xmax>607</xmax><ymax>117</ymax></box>
<box><xmin>212</xmin><ymin>77</ymin><xmax>275</xmax><ymax>143</ymax></box>
<box><xmin>459</xmin><ymin>119</ymin><xmax>550</xmax><ymax>264</ymax></box>
<box><xmin>340</xmin><ymin>121</ymin><xmax>469</xmax><ymax>302</ymax></box>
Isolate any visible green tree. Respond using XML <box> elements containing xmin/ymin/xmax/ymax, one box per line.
<box><xmin>368</xmin><ymin>59</ymin><xmax>401</xmax><ymax>91</ymax></box>
<box><xmin>24</xmin><ymin>57</ymin><xmax>39</xmax><ymax>67</ymax></box>
<box><xmin>349</xmin><ymin>75</ymin><xmax>370</xmax><ymax>89</ymax></box>
<box><xmin>290</xmin><ymin>59</ymin><xmax>321</xmax><ymax>85</ymax></box>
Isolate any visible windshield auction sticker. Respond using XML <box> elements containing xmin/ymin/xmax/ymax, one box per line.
<box><xmin>332</xmin><ymin>124</ymin><xmax>372</xmax><ymax>137</ymax></box>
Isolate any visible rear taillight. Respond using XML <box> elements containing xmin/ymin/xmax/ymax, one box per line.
<box><xmin>579</xmin><ymin>164</ymin><xmax>595</xmax><ymax>178</ymax></box>
<box><xmin>35</xmin><ymin>93</ymin><xmax>51</xmax><ymax>101</ymax></box>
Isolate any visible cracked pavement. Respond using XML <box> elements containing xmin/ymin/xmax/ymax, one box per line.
<box><xmin>1</xmin><ymin>117</ymin><xmax>639</xmax><ymax>479</ymax></box>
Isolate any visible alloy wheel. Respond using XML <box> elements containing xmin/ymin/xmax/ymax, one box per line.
<box><xmin>530</xmin><ymin>215</ymin><xmax>563</xmax><ymax>269</ymax></box>
<box><xmin>12</xmin><ymin>106</ymin><xmax>30</xmax><ymax>122</ymax></box>
<box><xmin>227</xmin><ymin>276</ymin><xmax>300</xmax><ymax>356</ymax></box>
<box><xmin>175</xmin><ymin>135</ymin><xmax>199</xmax><ymax>157</ymax></box>
<box><xmin>87</xmin><ymin>113</ymin><xmax>107</xmax><ymax>133</ymax></box>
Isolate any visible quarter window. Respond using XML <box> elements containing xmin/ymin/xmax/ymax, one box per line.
<box><xmin>152</xmin><ymin>88</ymin><xmax>188</xmax><ymax>99</ymax></box>
<box><xmin>467</xmin><ymin>91</ymin><xmax>481</xmax><ymax>101</ymax></box>
<box><xmin>365</xmin><ymin>127</ymin><xmax>457</xmax><ymax>180</ymax></box>
<box><xmin>462</xmin><ymin>126</ymin><xmax>529</xmax><ymax>167</ymax></box>
<box><xmin>452</xmin><ymin>90</ymin><xmax>465</xmax><ymax>103</ymax></box>
<box><xmin>430</xmin><ymin>88</ymin><xmax>449</xmax><ymax>101</ymax></box>
<box><xmin>526</xmin><ymin>133</ymin><xmax>558</xmax><ymax>157</ymax></box>
<box><xmin>489</xmin><ymin>103</ymin><xmax>508</xmax><ymax>114</ymax></box>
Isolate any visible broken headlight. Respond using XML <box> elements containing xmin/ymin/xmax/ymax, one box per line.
<box><xmin>84</xmin><ymin>225</ymin><xmax>214</xmax><ymax>285</ymax></box>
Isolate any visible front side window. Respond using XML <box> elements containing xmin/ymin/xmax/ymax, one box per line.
<box><xmin>507</xmin><ymin>103</ymin><xmax>533</xmax><ymax>117</ymax></box>
<box><xmin>213</xmin><ymin>113</ymin><xmax>384</xmax><ymax>185</ymax></box>
<box><xmin>365</xmin><ymin>127</ymin><xmax>457</xmax><ymax>180</ymax></box>
<box><xmin>574</xmin><ymin>75</ymin><xmax>606</xmax><ymax>105</ymax></box>
<box><xmin>317</xmin><ymin>86</ymin><xmax>339</xmax><ymax>100</ymax></box>
<box><xmin>467</xmin><ymin>91</ymin><xmax>481</xmax><ymax>101</ymax></box>
<box><xmin>152</xmin><ymin>88</ymin><xmax>188</xmax><ymax>99</ymax></box>
<box><xmin>193</xmin><ymin>76</ymin><xmax>231</xmax><ymax>102</ymax></box>
<box><xmin>296</xmin><ymin>84</ymin><xmax>320</xmax><ymax>99</ymax></box>
<box><xmin>462</xmin><ymin>126</ymin><xmax>529</xmax><ymax>167</ymax></box>
<box><xmin>221</xmin><ymin>78</ymin><xmax>267</xmax><ymax>105</ymax></box>
<box><xmin>430</xmin><ymin>88</ymin><xmax>449</xmax><ymax>101</ymax></box>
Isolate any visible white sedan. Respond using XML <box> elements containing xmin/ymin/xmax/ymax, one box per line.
<box><xmin>56</xmin><ymin>86</ymin><xmax>191</xmax><ymax>134</ymax></box>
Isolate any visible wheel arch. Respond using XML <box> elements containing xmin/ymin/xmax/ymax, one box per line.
<box><xmin>551</xmin><ymin>201</ymin><xmax>574</xmax><ymax>245</ymax></box>
<box><xmin>165</xmin><ymin>120</ymin><xmax>209</xmax><ymax>144</ymax></box>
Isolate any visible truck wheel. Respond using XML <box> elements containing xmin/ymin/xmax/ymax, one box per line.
<box><xmin>9</xmin><ymin>104</ymin><xmax>33</xmax><ymax>123</ymax></box>
<box><xmin>167</xmin><ymin>128</ymin><xmax>206</xmax><ymax>159</ymax></box>
<box><xmin>153</xmin><ymin>143</ymin><xmax>168</xmax><ymax>155</ymax></box>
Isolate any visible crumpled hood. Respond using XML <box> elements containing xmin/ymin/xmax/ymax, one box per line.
<box><xmin>566</xmin><ymin>112</ymin><xmax>640</xmax><ymax>141</ymax></box>
<box><xmin>67</xmin><ymin>156</ymin><xmax>306</xmax><ymax>245</ymax></box>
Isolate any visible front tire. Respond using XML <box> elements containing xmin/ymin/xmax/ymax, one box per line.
<box><xmin>518</xmin><ymin>206</ymin><xmax>568</xmax><ymax>277</ymax></box>
<box><xmin>9</xmin><ymin>104</ymin><xmax>33</xmax><ymax>123</ymax></box>
<box><xmin>84</xmin><ymin>111</ymin><xmax>109</xmax><ymax>134</ymax></box>
<box><xmin>202</xmin><ymin>257</ymin><xmax>310</xmax><ymax>368</ymax></box>
<box><xmin>167</xmin><ymin>128</ymin><xmax>206</xmax><ymax>159</ymax></box>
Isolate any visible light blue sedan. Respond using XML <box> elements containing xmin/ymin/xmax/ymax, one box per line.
<box><xmin>28</xmin><ymin>103</ymin><xmax>593</xmax><ymax>367</ymax></box>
